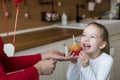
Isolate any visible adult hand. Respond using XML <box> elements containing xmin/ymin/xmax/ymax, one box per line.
<box><xmin>34</xmin><ymin>59</ymin><xmax>57</xmax><ymax>75</ymax></box>
<box><xmin>78</xmin><ymin>51</ymin><xmax>89</xmax><ymax>68</ymax></box>
<box><xmin>42</xmin><ymin>50</ymin><xmax>73</xmax><ymax>61</ymax></box>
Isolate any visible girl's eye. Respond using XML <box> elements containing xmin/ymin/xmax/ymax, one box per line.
<box><xmin>82</xmin><ymin>34</ymin><xmax>85</xmax><ymax>37</ymax></box>
<box><xmin>91</xmin><ymin>35</ymin><xmax>96</xmax><ymax>39</ymax></box>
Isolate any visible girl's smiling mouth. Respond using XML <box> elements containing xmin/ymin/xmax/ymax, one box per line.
<box><xmin>83</xmin><ymin>43</ymin><xmax>91</xmax><ymax>50</ymax></box>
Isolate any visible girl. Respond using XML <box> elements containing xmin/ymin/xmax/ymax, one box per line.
<box><xmin>67</xmin><ymin>22</ymin><xmax>113</xmax><ymax>80</ymax></box>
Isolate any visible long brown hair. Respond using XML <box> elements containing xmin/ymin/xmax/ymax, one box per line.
<box><xmin>87</xmin><ymin>22</ymin><xmax>110</xmax><ymax>54</ymax></box>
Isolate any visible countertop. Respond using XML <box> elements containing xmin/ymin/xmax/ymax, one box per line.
<box><xmin>2</xmin><ymin>28</ymin><xmax>83</xmax><ymax>52</ymax></box>
<box><xmin>54</xmin><ymin>19</ymin><xmax>120</xmax><ymax>36</ymax></box>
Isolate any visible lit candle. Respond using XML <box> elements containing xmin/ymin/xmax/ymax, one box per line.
<box><xmin>73</xmin><ymin>35</ymin><xmax>76</xmax><ymax>45</ymax></box>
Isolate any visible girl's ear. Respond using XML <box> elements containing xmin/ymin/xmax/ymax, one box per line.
<box><xmin>99</xmin><ymin>41</ymin><xmax>106</xmax><ymax>49</ymax></box>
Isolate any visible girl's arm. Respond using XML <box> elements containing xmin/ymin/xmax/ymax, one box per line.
<box><xmin>80</xmin><ymin>57</ymin><xmax>113</xmax><ymax>80</ymax></box>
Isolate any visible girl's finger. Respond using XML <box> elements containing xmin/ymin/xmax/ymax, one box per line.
<box><xmin>79</xmin><ymin>52</ymin><xmax>89</xmax><ymax>64</ymax></box>
<box><xmin>79</xmin><ymin>54</ymin><xmax>85</xmax><ymax>61</ymax></box>
<box><xmin>81</xmin><ymin>51</ymin><xmax>89</xmax><ymax>59</ymax></box>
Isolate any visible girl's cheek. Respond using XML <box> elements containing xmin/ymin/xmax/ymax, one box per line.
<box><xmin>80</xmin><ymin>40</ymin><xmax>84</xmax><ymax>48</ymax></box>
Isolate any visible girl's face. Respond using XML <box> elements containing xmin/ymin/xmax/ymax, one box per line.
<box><xmin>81</xmin><ymin>24</ymin><xmax>106</xmax><ymax>55</ymax></box>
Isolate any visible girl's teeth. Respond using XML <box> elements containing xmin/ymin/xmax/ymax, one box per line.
<box><xmin>83</xmin><ymin>44</ymin><xmax>91</xmax><ymax>50</ymax></box>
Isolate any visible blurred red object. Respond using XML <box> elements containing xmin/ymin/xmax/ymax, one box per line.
<box><xmin>72</xmin><ymin>51</ymin><xmax>81</xmax><ymax>56</ymax></box>
<box><xmin>12</xmin><ymin>0</ymin><xmax>24</xmax><ymax>4</ymax></box>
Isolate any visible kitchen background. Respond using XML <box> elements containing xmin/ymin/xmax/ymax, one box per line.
<box><xmin>0</xmin><ymin>0</ymin><xmax>120</xmax><ymax>80</ymax></box>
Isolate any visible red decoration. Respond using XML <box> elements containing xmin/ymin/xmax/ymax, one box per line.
<box><xmin>12</xmin><ymin>0</ymin><xmax>24</xmax><ymax>4</ymax></box>
<box><xmin>71</xmin><ymin>51</ymin><xmax>81</xmax><ymax>56</ymax></box>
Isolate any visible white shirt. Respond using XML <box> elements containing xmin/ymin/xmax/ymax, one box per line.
<box><xmin>67</xmin><ymin>53</ymin><xmax>113</xmax><ymax>80</ymax></box>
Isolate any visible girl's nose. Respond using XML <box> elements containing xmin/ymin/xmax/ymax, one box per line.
<box><xmin>84</xmin><ymin>36</ymin><xmax>89</xmax><ymax>42</ymax></box>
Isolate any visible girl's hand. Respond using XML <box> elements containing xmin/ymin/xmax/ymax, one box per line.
<box><xmin>78</xmin><ymin>51</ymin><xmax>89</xmax><ymax>68</ymax></box>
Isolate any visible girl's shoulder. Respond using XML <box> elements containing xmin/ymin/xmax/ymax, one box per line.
<box><xmin>102</xmin><ymin>53</ymin><xmax>113</xmax><ymax>59</ymax></box>
<box><xmin>99</xmin><ymin>52</ymin><xmax>113</xmax><ymax>63</ymax></box>
<box><xmin>92</xmin><ymin>52</ymin><xmax>113</xmax><ymax>63</ymax></box>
